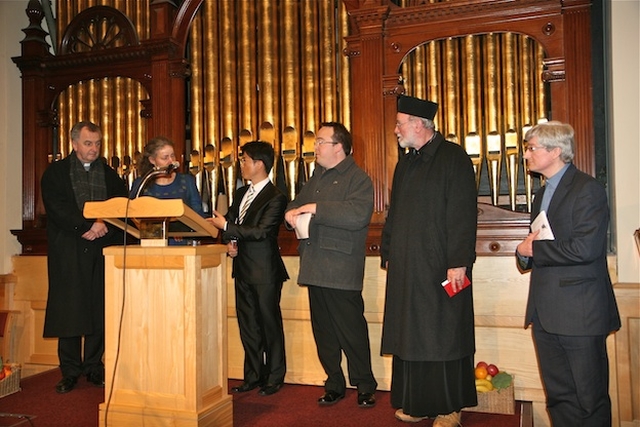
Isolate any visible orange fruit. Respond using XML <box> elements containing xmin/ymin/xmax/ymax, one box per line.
<box><xmin>474</xmin><ymin>366</ymin><xmax>488</xmax><ymax>379</ymax></box>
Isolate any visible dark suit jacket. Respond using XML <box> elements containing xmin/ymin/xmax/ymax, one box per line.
<box><xmin>522</xmin><ymin>164</ymin><xmax>620</xmax><ymax>336</ymax></box>
<box><xmin>223</xmin><ymin>182</ymin><xmax>289</xmax><ymax>285</ymax></box>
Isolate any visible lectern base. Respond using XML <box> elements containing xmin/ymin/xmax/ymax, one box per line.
<box><xmin>101</xmin><ymin>245</ymin><xmax>232</xmax><ymax>427</ymax></box>
<box><xmin>98</xmin><ymin>395</ymin><xmax>233</xmax><ymax>427</ymax></box>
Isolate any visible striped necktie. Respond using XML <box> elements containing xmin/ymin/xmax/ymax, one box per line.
<box><xmin>238</xmin><ymin>185</ymin><xmax>255</xmax><ymax>224</ymax></box>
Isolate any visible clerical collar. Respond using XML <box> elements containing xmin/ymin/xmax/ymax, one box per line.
<box><xmin>410</xmin><ymin>133</ymin><xmax>437</xmax><ymax>156</ymax></box>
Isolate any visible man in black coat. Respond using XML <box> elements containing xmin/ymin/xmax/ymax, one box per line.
<box><xmin>42</xmin><ymin>121</ymin><xmax>128</xmax><ymax>393</ymax></box>
<box><xmin>381</xmin><ymin>96</ymin><xmax>478</xmax><ymax>426</ymax></box>
<box><xmin>209</xmin><ymin>141</ymin><xmax>289</xmax><ymax>396</ymax></box>
<box><xmin>516</xmin><ymin>121</ymin><xmax>620</xmax><ymax>426</ymax></box>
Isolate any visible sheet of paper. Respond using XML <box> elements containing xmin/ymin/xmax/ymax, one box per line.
<box><xmin>531</xmin><ymin>210</ymin><xmax>555</xmax><ymax>240</ymax></box>
<box><xmin>294</xmin><ymin>212</ymin><xmax>312</xmax><ymax>239</ymax></box>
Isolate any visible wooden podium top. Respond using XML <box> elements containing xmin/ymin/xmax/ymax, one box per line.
<box><xmin>83</xmin><ymin>196</ymin><xmax>219</xmax><ymax>240</ymax></box>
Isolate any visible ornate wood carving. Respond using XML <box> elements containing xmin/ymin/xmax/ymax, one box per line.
<box><xmin>59</xmin><ymin>6</ymin><xmax>139</xmax><ymax>54</ymax></box>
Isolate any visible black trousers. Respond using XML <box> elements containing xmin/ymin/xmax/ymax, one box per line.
<box><xmin>308</xmin><ymin>285</ymin><xmax>377</xmax><ymax>395</ymax></box>
<box><xmin>58</xmin><ymin>332</ymin><xmax>104</xmax><ymax>378</ymax></box>
<box><xmin>235</xmin><ymin>278</ymin><xmax>286</xmax><ymax>386</ymax></box>
<box><xmin>532</xmin><ymin>314</ymin><xmax>612</xmax><ymax>427</ymax></box>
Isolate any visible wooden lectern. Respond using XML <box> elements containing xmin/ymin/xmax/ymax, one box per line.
<box><xmin>84</xmin><ymin>197</ymin><xmax>232</xmax><ymax>427</ymax></box>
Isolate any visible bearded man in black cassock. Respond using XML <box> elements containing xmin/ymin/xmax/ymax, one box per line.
<box><xmin>381</xmin><ymin>95</ymin><xmax>478</xmax><ymax>426</ymax></box>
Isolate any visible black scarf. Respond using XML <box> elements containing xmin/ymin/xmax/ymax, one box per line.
<box><xmin>69</xmin><ymin>155</ymin><xmax>108</xmax><ymax>211</ymax></box>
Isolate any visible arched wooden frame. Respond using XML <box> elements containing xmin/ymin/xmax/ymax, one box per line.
<box><xmin>343</xmin><ymin>0</ymin><xmax>595</xmax><ymax>256</ymax></box>
<box><xmin>12</xmin><ymin>0</ymin><xmax>202</xmax><ymax>254</ymax></box>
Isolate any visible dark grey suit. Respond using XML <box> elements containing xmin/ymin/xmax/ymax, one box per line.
<box><xmin>223</xmin><ymin>182</ymin><xmax>289</xmax><ymax>386</ymax></box>
<box><xmin>520</xmin><ymin>163</ymin><xmax>620</xmax><ymax>426</ymax></box>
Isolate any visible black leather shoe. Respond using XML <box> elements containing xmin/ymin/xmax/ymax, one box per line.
<box><xmin>317</xmin><ymin>390</ymin><xmax>345</xmax><ymax>406</ymax></box>
<box><xmin>86</xmin><ymin>370</ymin><xmax>105</xmax><ymax>387</ymax></box>
<box><xmin>357</xmin><ymin>392</ymin><xmax>376</xmax><ymax>408</ymax></box>
<box><xmin>258</xmin><ymin>383</ymin><xmax>283</xmax><ymax>396</ymax></box>
<box><xmin>231</xmin><ymin>382</ymin><xmax>260</xmax><ymax>393</ymax></box>
<box><xmin>55</xmin><ymin>376</ymin><xmax>78</xmax><ymax>394</ymax></box>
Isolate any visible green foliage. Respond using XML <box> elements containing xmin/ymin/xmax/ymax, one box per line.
<box><xmin>492</xmin><ymin>372</ymin><xmax>513</xmax><ymax>389</ymax></box>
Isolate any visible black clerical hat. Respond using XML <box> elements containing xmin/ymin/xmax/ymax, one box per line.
<box><xmin>397</xmin><ymin>95</ymin><xmax>438</xmax><ymax>120</ymax></box>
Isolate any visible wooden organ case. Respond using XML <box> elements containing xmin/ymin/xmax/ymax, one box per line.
<box><xmin>11</xmin><ymin>0</ymin><xmax>597</xmax><ymax>255</ymax></box>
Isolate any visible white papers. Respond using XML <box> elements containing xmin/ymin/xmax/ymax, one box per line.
<box><xmin>531</xmin><ymin>210</ymin><xmax>555</xmax><ymax>240</ymax></box>
<box><xmin>294</xmin><ymin>212</ymin><xmax>312</xmax><ymax>239</ymax></box>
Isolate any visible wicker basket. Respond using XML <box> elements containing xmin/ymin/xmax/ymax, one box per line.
<box><xmin>471</xmin><ymin>382</ymin><xmax>515</xmax><ymax>415</ymax></box>
<box><xmin>0</xmin><ymin>364</ymin><xmax>21</xmax><ymax>398</ymax></box>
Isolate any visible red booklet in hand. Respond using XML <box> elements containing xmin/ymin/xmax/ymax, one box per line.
<box><xmin>441</xmin><ymin>275</ymin><xmax>471</xmax><ymax>297</ymax></box>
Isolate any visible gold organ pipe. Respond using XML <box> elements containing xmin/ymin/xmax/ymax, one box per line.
<box><xmin>258</xmin><ymin>0</ymin><xmax>279</xmax><ymax>148</ymax></box>
<box><xmin>101</xmin><ymin>78</ymin><xmax>112</xmax><ymax>159</ymax></box>
<box><xmin>319</xmin><ymin>0</ymin><xmax>336</xmax><ymax>123</ymax></box>
<box><xmin>462</xmin><ymin>35</ymin><xmax>483</xmax><ymax>188</ymax></box>
<box><xmin>520</xmin><ymin>37</ymin><xmax>534</xmax><ymax>127</ymax></box>
<box><xmin>238</xmin><ymin>0</ymin><xmax>257</xmax><ymax>136</ymax></box>
<box><xmin>281</xmin><ymin>0</ymin><xmax>301</xmax><ymax>132</ymax></box>
<box><xmin>520</xmin><ymin>37</ymin><xmax>537</xmax><ymax>211</ymax></box>
<box><xmin>219</xmin><ymin>0</ymin><xmax>240</xmax><ymax>204</ymax></box>
<box><xmin>302</xmin><ymin>1</ymin><xmax>320</xmax><ymax>137</ymax></box>
<box><xmin>484</xmin><ymin>33</ymin><xmax>502</xmax><ymax>206</ymax></box>
<box><xmin>443</xmin><ymin>39</ymin><xmax>459</xmax><ymax>143</ymax></box>
<box><xmin>412</xmin><ymin>44</ymin><xmax>427</xmax><ymax>101</ymax></box>
<box><xmin>203</xmin><ymin>1</ymin><xmax>220</xmax><ymax>147</ymax></box>
<box><xmin>426</xmin><ymin>41</ymin><xmax>439</xmax><ymax>122</ymax></box>
<box><xmin>283</xmin><ymin>127</ymin><xmax>298</xmax><ymax>201</ymax></box>
<box><xmin>190</xmin><ymin>14</ymin><xmax>204</xmax><ymax>156</ymax></box>
<box><xmin>281</xmin><ymin>0</ymin><xmax>301</xmax><ymax>199</ymax></box>
<box><xmin>536</xmin><ymin>44</ymin><xmax>548</xmax><ymax>123</ymax></box>
<box><xmin>113</xmin><ymin>77</ymin><xmax>125</xmax><ymax>173</ymax></box>
<box><xmin>484</xmin><ymin>34</ymin><xmax>501</xmax><ymax>134</ymax></box>
<box><xmin>219</xmin><ymin>0</ymin><xmax>238</xmax><ymax>145</ymax></box>
<box><xmin>202</xmin><ymin>2</ymin><xmax>223</xmax><ymax>211</ymax></box>
<box><xmin>338</xmin><ymin>0</ymin><xmax>351</xmax><ymax>128</ymax></box>
<box><xmin>503</xmin><ymin>33</ymin><xmax>520</xmax><ymax>210</ymax></box>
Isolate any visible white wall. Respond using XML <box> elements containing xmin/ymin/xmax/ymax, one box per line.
<box><xmin>0</xmin><ymin>0</ymin><xmax>26</xmax><ymax>274</ymax></box>
<box><xmin>611</xmin><ymin>0</ymin><xmax>640</xmax><ymax>284</ymax></box>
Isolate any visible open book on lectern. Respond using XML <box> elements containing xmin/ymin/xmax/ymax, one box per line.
<box><xmin>83</xmin><ymin>196</ymin><xmax>218</xmax><ymax>240</ymax></box>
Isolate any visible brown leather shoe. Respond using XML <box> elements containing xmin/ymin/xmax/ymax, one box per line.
<box><xmin>394</xmin><ymin>409</ymin><xmax>429</xmax><ymax>423</ymax></box>
<box><xmin>433</xmin><ymin>411</ymin><xmax>462</xmax><ymax>427</ymax></box>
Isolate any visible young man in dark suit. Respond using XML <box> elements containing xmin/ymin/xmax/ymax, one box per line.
<box><xmin>209</xmin><ymin>141</ymin><xmax>289</xmax><ymax>396</ymax></box>
<box><xmin>517</xmin><ymin>121</ymin><xmax>621</xmax><ymax>427</ymax></box>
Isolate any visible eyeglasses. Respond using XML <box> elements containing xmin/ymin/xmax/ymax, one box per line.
<box><xmin>524</xmin><ymin>144</ymin><xmax>546</xmax><ymax>152</ymax></box>
<box><xmin>239</xmin><ymin>157</ymin><xmax>253</xmax><ymax>164</ymax></box>
<box><xmin>395</xmin><ymin>120</ymin><xmax>413</xmax><ymax>128</ymax></box>
<box><xmin>314</xmin><ymin>139</ymin><xmax>338</xmax><ymax>147</ymax></box>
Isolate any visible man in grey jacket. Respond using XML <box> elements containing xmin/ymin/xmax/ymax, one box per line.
<box><xmin>285</xmin><ymin>122</ymin><xmax>377</xmax><ymax>409</ymax></box>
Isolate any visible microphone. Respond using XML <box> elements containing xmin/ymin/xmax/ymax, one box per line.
<box><xmin>154</xmin><ymin>161</ymin><xmax>180</xmax><ymax>174</ymax></box>
<box><xmin>134</xmin><ymin>161</ymin><xmax>181</xmax><ymax>198</ymax></box>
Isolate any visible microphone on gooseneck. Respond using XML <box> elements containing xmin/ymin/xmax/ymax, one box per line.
<box><xmin>155</xmin><ymin>161</ymin><xmax>180</xmax><ymax>173</ymax></box>
<box><xmin>134</xmin><ymin>161</ymin><xmax>180</xmax><ymax>198</ymax></box>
